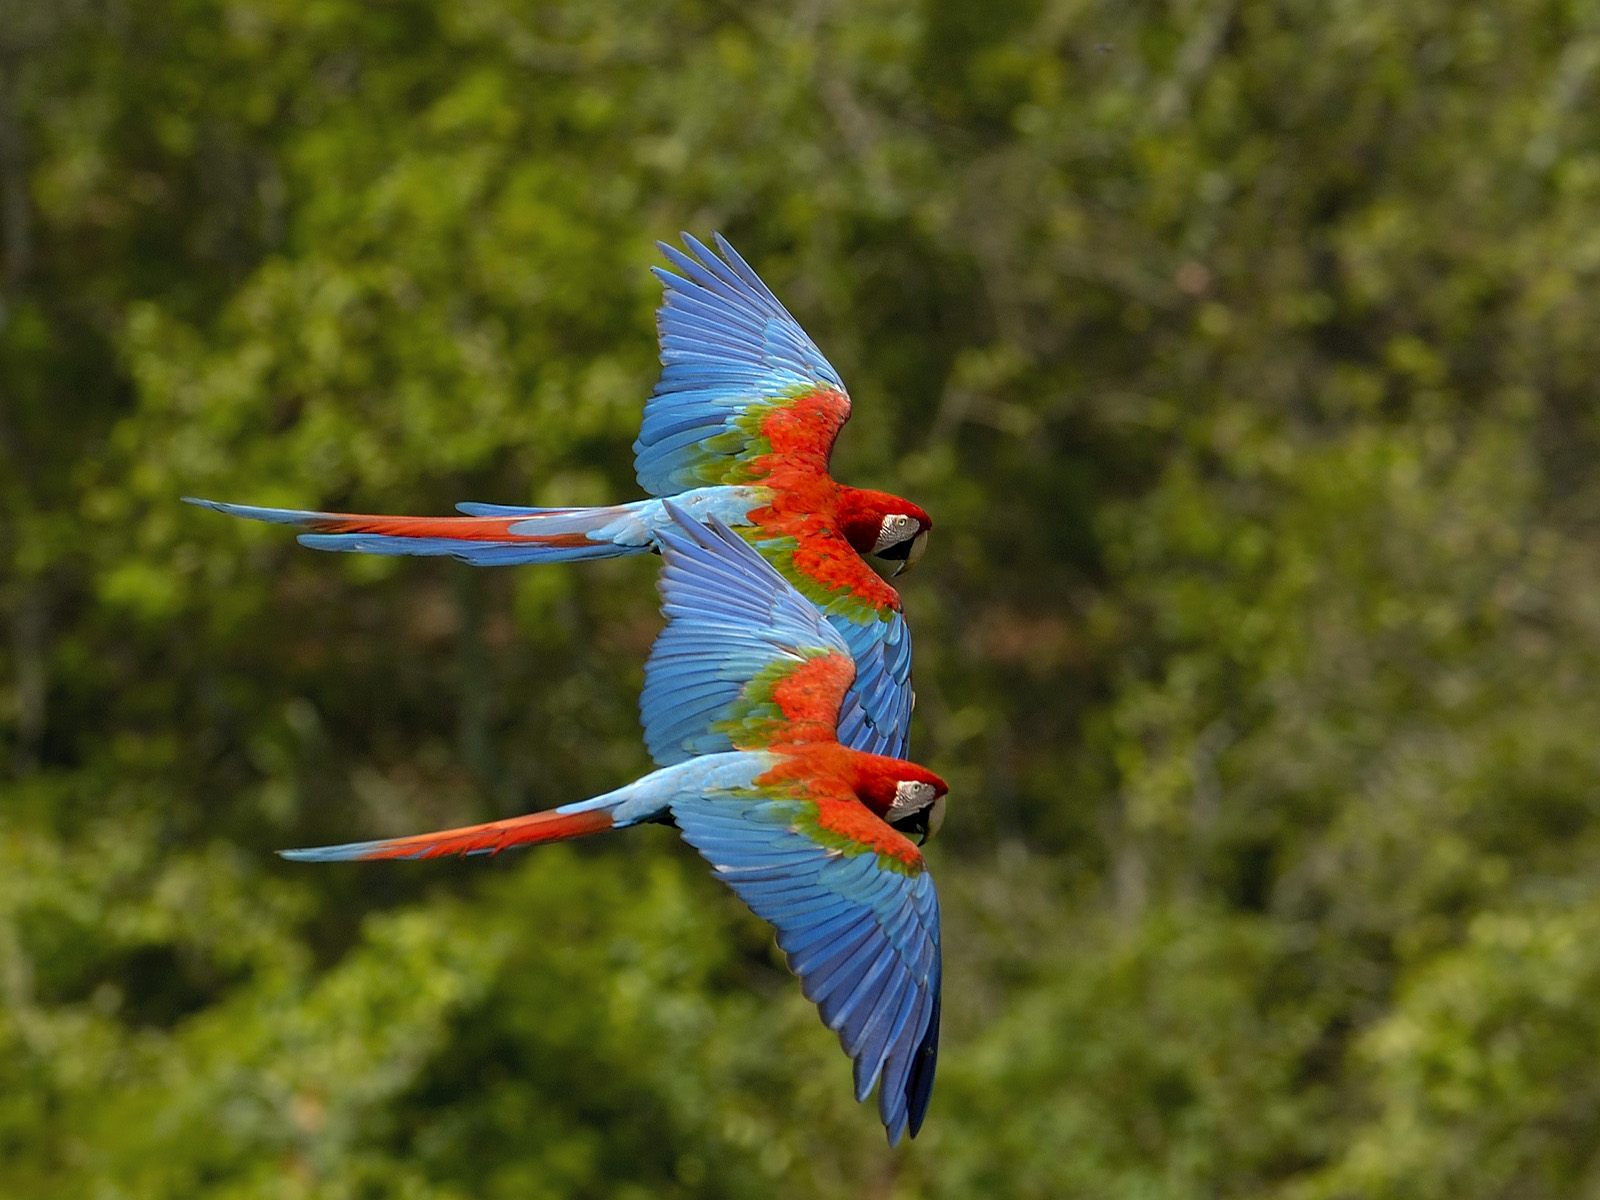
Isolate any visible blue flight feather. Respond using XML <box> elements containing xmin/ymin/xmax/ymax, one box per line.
<box><xmin>670</xmin><ymin>788</ymin><xmax>942</xmax><ymax>1146</ymax></box>
<box><xmin>634</xmin><ymin>233</ymin><xmax>848</xmax><ymax>497</ymax></box>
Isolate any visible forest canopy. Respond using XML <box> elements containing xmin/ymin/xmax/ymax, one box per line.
<box><xmin>5</xmin><ymin>2</ymin><xmax>1600</xmax><ymax>1196</ymax></box>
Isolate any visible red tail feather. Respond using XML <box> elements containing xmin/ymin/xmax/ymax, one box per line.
<box><xmin>346</xmin><ymin>807</ymin><xmax>615</xmax><ymax>860</ymax></box>
<box><xmin>302</xmin><ymin>512</ymin><xmax>602</xmax><ymax>549</ymax></box>
<box><xmin>300</xmin><ymin>513</ymin><xmax>528</xmax><ymax>540</ymax></box>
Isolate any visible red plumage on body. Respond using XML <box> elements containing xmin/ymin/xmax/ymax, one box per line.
<box><xmin>753</xmin><ymin>742</ymin><xmax>946</xmax><ymax>822</ymax></box>
<box><xmin>735</xmin><ymin>389</ymin><xmax>933</xmax><ymax>612</ymax></box>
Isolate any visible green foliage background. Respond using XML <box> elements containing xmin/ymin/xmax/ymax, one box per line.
<box><xmin>6</xmin><ymin>2</ymin><xmax>1600</xmax><ymax>1195</ymax></box>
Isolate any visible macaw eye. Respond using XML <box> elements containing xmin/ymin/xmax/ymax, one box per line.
<box><xmin>888</xmin><ymin>779</ymin><xmax>934</xmax><ymax>822</ymax></box>
<box><xmin>887</xmin><ymin>788</ymin><xmax>947</xmax><ymax>846</ymax></box>
<box><xmin>896</xmin><ymin>780</ymin><xmax>934</xmax><ymax>809</ymax></box>
<box><xmin>873</xmin><ymin>515</ymin><xmax>918</xmax><ymax>555</ymax></box>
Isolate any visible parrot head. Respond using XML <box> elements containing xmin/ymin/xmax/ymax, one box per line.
<box><xmin>837</xmin><ymin>488</ymin><xmax>933</xmax><ymax>577</ymax></box>
<box><xmin>854</xmin><ymin>757</ymin><xmax>949</xmax><ymax>846</ymax></box>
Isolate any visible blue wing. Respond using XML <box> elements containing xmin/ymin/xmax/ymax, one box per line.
<box><xmin>671</xmin><ymin>787</ymin><xmax>942</xmax><ymax>1144</ymax></box>
<box><xmin>635</xmin><ymin>233</ymin><xmax>851</xmax><ymax>496</ymax></box>
<box><xmin>643</xmin><ymin>506</ymin><xmax>854</xmax><ymax>766</ymax></box>
<box><xmin>831</xmin><ymin>611</ymin><xmax>913</xmax><ymax>759</ymax></box>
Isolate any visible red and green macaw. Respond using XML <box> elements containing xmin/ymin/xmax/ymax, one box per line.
<box><xmin>188</xmin><ymin>234</ymin><xmax>930</xmax><ymax>757</ymax></box>
<box><xmin>282</xmin><ymin>507</ymin><xmax>949</xmax><ymax>1144</ymax></box>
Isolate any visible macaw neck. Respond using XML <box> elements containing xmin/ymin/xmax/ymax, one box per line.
<box><xmin>741</xmin><ymin>480</ymin><xmax>905</xmax><ymax>616</ymax></box>
<box><xmin>766</xmin><ymin>743</ymin><xmax>895</xmax><ymax>816</ymax></box>
<box><xmin>845</xmin><ymin>748</ymin><xmax>932</xmax><ymax>818</ymax></box>
<box><xmin>766</xmin><ymin>743</ymin><xmax>943</xmax><ymax>822</ymax></box>
<box><xmin>846</xmin><ymin>751</ymin><xmax>900</xmax><ymax>817</ymax></box>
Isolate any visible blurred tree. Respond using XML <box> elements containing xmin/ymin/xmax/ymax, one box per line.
<box><xmin>5</xmin><ymin>0</ymin><xmax>1600</xmax><ymax>1196</ymax></box>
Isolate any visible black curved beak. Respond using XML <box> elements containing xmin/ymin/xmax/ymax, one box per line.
<box><xmin>880</xmin><ymin>530</ymin><xmax>928</xmax><ymax>577</ymax></box>
<box><xmin>889</xmin><ymin>806</ymin><xmax>932</xmax><ymax>846</ymax></box>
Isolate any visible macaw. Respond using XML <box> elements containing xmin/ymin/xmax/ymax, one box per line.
<box><xmin>281</xmin><ymin>507</ymin><xmax>949</xmax><ymax>1144</ymax></box>
<box><xmin>187</xmin><ymin>233</ymin><xmax>930</xmax><ymax>757</ymax></box>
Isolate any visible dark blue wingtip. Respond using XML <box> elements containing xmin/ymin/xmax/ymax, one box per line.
<box><xmin>904</xmin><ymin>989</ymin><xmax>941</xmax><ymax>1140</ymax></box>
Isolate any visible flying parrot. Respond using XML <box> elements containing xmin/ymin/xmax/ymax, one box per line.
<box><xmin>187</xmin><ymin>234</ymin><xmax>930</xmax><ymax>758</ymax></box>
<box><xmin>280</xmin><ymin>506</ymin><xmax>949</xmax><ymax>1144</ymax></box>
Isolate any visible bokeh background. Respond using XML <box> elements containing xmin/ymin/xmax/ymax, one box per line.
<box><xmin>6</xmin><ymin>2</ymin><xmax>1600</xmax><ymax>1196</ymax></box>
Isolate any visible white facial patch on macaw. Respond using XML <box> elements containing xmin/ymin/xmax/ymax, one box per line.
<box><xmin>873</xmin><ymin>514</ymin><xmax>917</xmax><ymax>554</ymax></box>
<box><xmin>887</xmin><ymin>778</ymin><xmax>938</xmax><ymax>822</ymax></box>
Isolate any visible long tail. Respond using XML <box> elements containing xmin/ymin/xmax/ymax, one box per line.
<box><xmin>184</xmin><ymin>497</ymin><xmax>658</xmax><ymax>566</ymax></box>
<box><xmin>281</xmin><ymin>803</ymin><xmax>623</xmax><ymax>862</ymax></box>
<box><xmin>279</xmin><ymin>753</ymin><xmax>761</xmax><ymax>864</ymax></box>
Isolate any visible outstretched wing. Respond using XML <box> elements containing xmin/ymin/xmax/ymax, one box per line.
<box><xmin>672</xmin><ymin>785</ymin><xmax>941</xmax><ymax>1144</ymax></box>
<box><xmin>644</xmin><ymin>506</ymin><xmax>854</xmax><ymax>765</ymax></box>
<box><xmin>635</xmin><ymin>233</ymin><xmax>851</xmax><ymax>496</ymax></box>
